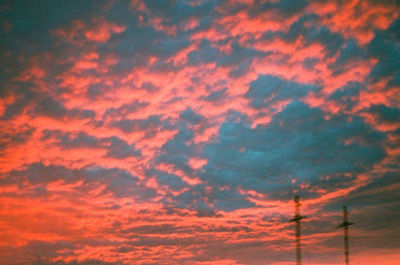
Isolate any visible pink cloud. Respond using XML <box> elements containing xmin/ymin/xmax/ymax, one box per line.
<box><xmin>53</xmin><ymin>17</ymin><xmax>125</xmax><ymax>44</ymax></box>
<box><xmin>310</xmin><ymin>0</ymin><xmax>400</xmax><ymax>45</ymax></box>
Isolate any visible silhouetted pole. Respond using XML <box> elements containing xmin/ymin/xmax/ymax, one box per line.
<box><xmin>290</xmin><ymin>195</ymin><xmax>305</xmax><ymax>265</ymax></box>
<box><xmin>337</xmin><ymin>206</ymin><xmax>354</xmax><ymax>265</ymax></box>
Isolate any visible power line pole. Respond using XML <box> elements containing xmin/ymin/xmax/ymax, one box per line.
<box><xmin>337</xmin><ymin>206</ymin><xmax>354</xmax><ymax>265</ymax></box>
<box><xmin>290</xmin><ymin>195</ymin><xmax>306</xmax><ymax>265</ymax></box>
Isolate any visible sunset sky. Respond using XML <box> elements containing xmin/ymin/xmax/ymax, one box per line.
<box><xmin>0</xmin><ymin>0</ymin><xmax>400</xmax><ymax>264</ymax></box>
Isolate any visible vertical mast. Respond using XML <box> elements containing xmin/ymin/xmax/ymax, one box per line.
<box><xmin>337</xmin><ymin>206</ymin><xmax>354</xmax><ymax>265</ymax></box>
<box><xmin>290</xmin><ymin>195</ymin><xmax>305</xmax><ymax>265</ymax></box>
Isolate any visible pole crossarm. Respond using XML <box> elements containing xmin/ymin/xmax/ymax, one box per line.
<box><xmin>290</xmin><ymin>195</ymin><xmax>306</xmax><ymax>265</ymax></box>
<box><xmin>337</xmin><ymin>206</ymin><xmax>354</xmax><ymax>265</ymax></box>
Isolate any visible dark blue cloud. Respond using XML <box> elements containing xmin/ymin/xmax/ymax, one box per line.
<box><xmin>162</xmin><ymin>181</ymin><xmax>255</xmax><ymax>212</ymax></box>
<box><xmin>280</xmin><ymin>14</ymin><xmax>345</xmax><ymax>57</ymax></box>
<box><xmin>329</xmin><ymin>39</ymin><xmax>368</xmax><ymax>75</ymax></box>
<box><xmin>179</xmin><ymin>108</ymin><xmax>203</xmax><ymax>125</ymax></box>
<box><xmin>32</xmin><ymin>96</ymin><xmax>95</xmax><ymax>120</ymax></box>
<box><xmin>217</xmin><ymin>42</ymin><xmax>265</xmax><ymax>67</ymax></box>
<box><xmin>302</xmin><ymin>57</ymin><xmax>319</xmax><ymax>70</ymax></box>
<box><xmin>143</xmin><ymin>0</ymin><xmax>218</xmax><ymax>29</ymax></box>
<box><xmin>366</xmin><ymin>104</ymin><xmax>400</xmax><ymax>125</ymax></box>
<box><xmin>105</xmin><ymin>136</ymin><xmax>141</xmax><ymax>159</ymax></box>
<box><xmin>245</xmin><ymin>74</ymin><xmax>318</xmax><ymax>109</ymax></box>
<box><xmin>152</xmin><ymin>112</ymin><xmax>255</xmax><ymax>211</ymax></box>
<box><xmin>40</xmin><ymin>130</ymin><xmax>142</xmax><ymax>159</ymax></box>
<box><xmin>187</xmin><ymin>39</ymin><xmax>221</xmax><ymax>65</ymax></box>
<box><xmin>200</xmin><ymin>87</ymin><xmax>227</xmax><ymax>103</ymax></box>
<box><xmin>41</xmin><ymin>130</ymin><xmax>100</xmax><ymax>149</ymax></box>
<box><xmin>156</xmin><ymin>124</ymin><xmax>195</xmax><ymax>176</ymax></box>
<box><xmin>219</xmin><ymin>42</ymin><xmax>269</xmax><ymax>77</ymax></box>
<box><xmin>150</xmin><ymin>37</ymin><xmax>191</xmax><ymax>59</ymax></box>
<box><xmin>34</xmin><ymin>260</ymin><xmax>122</xmax><ymax>265</ymax></box>
<box><xmin>0</xmin><ymin>88</ymin><xmax>37</xmax><ymax>120</ymax></box>
<box><xmin>335</xmin><ymin>39</ymin><xmax>367</xmax><ymax>65</ymax></box>
<box><xmin>103</xmin><ymin>100</ymin><xmax>149</xmax><ymax>120</ymax></box>
<box><xmin>248</xmin><ymin>0</ymin><xmax>309</xmax><ymax>18</ymax></box>
<box><xmin>147</xmin><ymin>169</ymin><xmax>188</xmax><ymax>192</ymax></box>
<box><xmin>367</xmin><ymin>18</ymin><xmax>400</xmax><ymax>87</ymax></box>
<box><xmin>0</xmin><ymin>240</ymin><xmax>78</xmax><ymax>265</ymax></box>
<box><xmin>108</xmin><ymin>0</ymin><xmax>219</xmax><ymax>74</ymax></box>
<box><xmin>110</xmin><ymin>115</ymin><xmax>163</xmax><ymax>133</ymax></box>
<box><xmin>0</xmin><ymin>124</ymin><xmax>35</xmax><ymax>150</ymax></box>
<box><xmin>200</xmin><ymin>101</ymin><xmax>385</xmax><ymax>201</ymax></box>
<box><xmin>2</xmin><ymin>163</ymin><xmax>156</xmax><ymax>200</ymax></box>
<box><xmin>329</xmin><ymin>81</ymin><xmax>363</xmax><ymax>111</ymax></box>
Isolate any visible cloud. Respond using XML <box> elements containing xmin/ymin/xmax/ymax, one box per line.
<box><xmin>53</xmin><ymin>16</ymin><xmax>126</xmax><ymax>44</ymax></box>
<box><xmin>3</xmin><ymin>163</ymin><xmax>156</xmax><ymax>200</ymax></box>
<box><xmin>187</xmin><ymin>39</ymin><xmax>221</xmax><ymax>65</ymax></box>
<box><xmin>328</xmin><ymin>81</ymin><xmax>363</xmax><ymax>112</ymax></box>
<box><xmin>248</xmin><ymin>0</ymin><xmax>309</xmax><ymax>18</ymax></box>
<box><xmin>245</xmin><ymin>74</ymin><xmax>318</xmax><ymax>109</ymax></box>
<box><xmin>179</xmin><ymin>108</ymin><xmax>203</xmax><ymax>125</ymax></box>
<box><xmin>0</xmin><ymin>240</ymin><xmax>77</xmax><ymax>265</ymax></box>
<box><xmin>200</xmin><ymin>101</ymin><xmax>385</xmax><ymax>199</ymax></box>
<box><xmin>156</xmin><ymin>124</ymin><xmax>196</xmax><ymax>175</ymax></box>
<box><xmin>0</xmin><ymin>124</ymin><xmax>35</xmax><ymax>151</ymax></box>
<box><xmin>149</xmin><ymin>169</ymin><xmax>188</xmax><ymax>191</ymax></box>
<box><xmin>32</xmin><ymin>96</ymin><xmax>95</xmax><ymax>120</ymax></box>
<box><xmin>105</xmin><ymin>136</ymin><xmax>142</xmax><ymax>159</ymax></box>
<box><xmin>34</xmin><ymin>260</ymin><xmax>122</xmax><ymax>265</ymax></box>
<box><xmin>200</xmin><ymin>87</ymin><xmax>227</xmax><ymax>103</ymax></box>
<box><xmin>41</xmin><ymin>130</ymin><xmax>101</xmax><ymax>149</ymax></box>
<box><xmin>110</xmin><ymin>115</ymin><xmax>163</xmax><ymax>134</ymax></box>
<box><xmin>366</xmin><ymin>104</ymin><xmax>400</xmax><ymax>125</ymax></box>
<box><xmin>282</xmin><ymin>15</ymin><xmax>345</xmax><ymax>57</ymax></box>
<box><xmin>41</xmin><ymin>130</ymin><xmax>142</xmax><ymax>159</ymax></box>
<box><xmin>367</xmin><ymin>18</ymin><xmax>400</xmax><ymax>87</ymax></box>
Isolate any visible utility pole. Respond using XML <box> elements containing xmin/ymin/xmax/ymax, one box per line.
<box><xmin>290</xmin><ymin>195</ymin><xmax>306</xmax><ymax>265</ymax></box>
<box><xmin>337</xmin><ymin>206</ymin><xmax>354</xmax><ymax>265</ymax></box>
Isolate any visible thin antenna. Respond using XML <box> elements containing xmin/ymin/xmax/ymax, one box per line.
<box><xmin>290</xmin><ymin>195</ymin><xmax>306</xmax><ymax>265</ymax></box>
<box><xmin>337</xmin><ymin>206</ymin><xmax>354</xmax><ymax>265</ymax></box>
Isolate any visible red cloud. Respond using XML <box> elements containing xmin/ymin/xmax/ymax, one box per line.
<box><xmin>53</xmin><ymin>17</ymin><xmax>125</xmax><ymax>44</ymax></box>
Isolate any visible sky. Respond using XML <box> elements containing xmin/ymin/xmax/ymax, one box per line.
<box><xmin>0</xmin><ymin>0</ymin><xmax>399</xmax><ymax>264</ymax></box>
